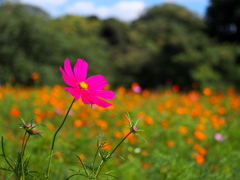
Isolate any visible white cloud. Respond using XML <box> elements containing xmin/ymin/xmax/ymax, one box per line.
<box><xmin>21</xmin><ymin>0</ymin><xmax>67</xmax><ymax>16</ymax></box>
<box><xmin>66</xmin><ymin>1</ymin><xmax>146</xmax><ymax>22</ymax></box>
<box><xmin>21</xmin><ymin>0</ymin><xmax>67</xmax><ymax>6</ymax></box>
<box><xmin>66</xmin><ymin>2</ymin><xmax>96</xmax><ymax>16</ymax></box>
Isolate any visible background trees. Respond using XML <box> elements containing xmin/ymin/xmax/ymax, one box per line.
<box><xmin>0</xmin><ymin>2</ymin><xmax>240</xmax><ymax>90</ymax></box>
<box><xmin>205</xmin><ymin>0</ymin><xmax>240</xmax><ymax>43</ymax></box>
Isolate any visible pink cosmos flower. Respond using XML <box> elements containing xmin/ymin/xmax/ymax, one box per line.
<box><xmin>131</xmin><ymin>82</ymin><xmax>142</xmax><ymax>93</ymax></box>
<box><xmin>59</xmin><ymin>58</ymin><xmax>114</xmax><ymax>107</ymax></box>
<box><xmin>214</xmin><ymin>133</ymin><xmax>224</xmax><ymax>142</ymax></box>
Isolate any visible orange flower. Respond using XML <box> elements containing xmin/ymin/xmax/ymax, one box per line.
<box><xmin>203</xmin><ymin>110</ymin><xmax>212</xmax><ymax>117</ymax></box>
<box><xmin>35</xmin><ymin>116</ymin><xmax>42</xmax><ymax>123</ymax></box>
<box><xmin>172</xmin><ymin>84</ymin><xmax>180</xmax><ymax>92</ymax></box>
<box><xmin>176</xmin><ymin>107</ymin><xmax>188</xmax><ymax>115</ymax></box>
<box><xmin>144</xmin><ymin>116</ymin><xmax>154</xmax><ymax>125</ymax></box>
<box><xmin>194</xmin><ymin>130</ymin><xmax>207</xmax><ymax>141</ymax></box>
<box><xmin>227</xmin><ymin>87</ymin><xmax>234</xmax><ymax>95</ymax></box>
<box><xmin>195</xmin><ymin>154</ymin><xmax>205</xmax><ymax>165</ymax></box>
<box><xmin>198</xmin><ymin>147</ymin><xmax>207</xmax><ymax>155</ymax></box>
<box><xmin>96</xmin><ymin>119</ymin><xmax>108</xmax><ymax>130</ymax></box>
<box><xmin>203</xmin><ymin>88</ymin><xmax>211</xmax><ymax>96</ymax></box>
<box><xmin>142</xmin><ymin>163</ymin><xmax>150</xmax><ymax>169</ymax></box>
<box><xmin>160</xmin><ymin>120</ymin><xmax>169</xmax><ymax>129</ymax></box>
<box><xmin>73</xmin><ymin>119</ymin><xmax>83</xmax><ymax>128</ymax></box>
<box><xmin>31</xmin><ymin>72</ymin><xmax>39</xmax><ymax>80</ymax></box>
<box><xmin>138</xmin><ymin>111</ymin><xmax>145</xmax><ymax>118</ymax></box>
<box><xmin>78</xmin><ymin>153</ymin><xmax>85</xmax><ymax>161</ymax></box>
<box><xmin>102</xmin><ymin>143</ymin><xmax>112</xmax><ymax>150</ymax></box>
<box><xmin>178</xmin><ymin>126</ymin><xmax>188</xmax><ymax>134</ymax></box>
<box><xmin>9</xmin><ymin>107</ymin><xmax>20</xmax><ymax>117</ymax></box>
<box><xmin>217</xmin><ymin>106</ymin><xmax>226</xmax><ymax>115</ymax></box>
<box><xmin>114</xmin><ymin>131</ymin><xmax>122</xmax><ymax>138</ymax></box>
<box><xmin>193</xmin><ymin>144</ymin><xmax>207</xmax><ymax>155</ymax></box>
<box><xmin>211</xmin><ymin>115</ymin><xmax>225</xmax><ymax>130</ymax></box>
<box><xmin>117</xmin><ymin>86</ymin><xmax>126</xmax><ymax>94</ymax></box>
<box><xmin>142</xmin><ymin>89</ymin><xmax>150</xmax><ymax>97</ymax></box>
<box><xmin>166</xmin><ymin>140</ymin><xmax>175</xmax><ymax>147</ymax></box>
<box><xmin>196</xmin><ymin>124</ymin><xmax>205</xmax><ymax>131</ymax></box>
<box><xmin>193</xmin><ymin>143</ymin><xmax>201</xmax><ymax>150</ymax></box>
<box><xmin>191</xmin><ymin>108</ymin><xmax>201</xmax><ymax>117</ymax></box>
<box><xmin>210</xmin><ymin>97</ymin><xmax>218</xmax><ymax>105</ymax></box>
<box><xmin>46</xmin><ymin>111</ymin><xmax>55</xmax><ymax>118</ymax></box>
<box><xmin>47</xmin><ymin>123</ymin><xmax>55</xmax><ymax>131</ymax></box>
<box><xmin>141</xmin><ymin>150</ymin><xmax>148</xmax><ymax>156</ymax></box>
<box><xmin>55</xmin><ymin>152</ymin><xmax>62</xmax><ymax>158</ymax></box>
<box><xmin>157</xmin><ymin>104</ymin><xmax>165</xmax><ymax>113</ymax></box>
<box><xmin>123</xmin><ymin>129</ymin><xmax>137</xmax><ymax>143</ymax></box>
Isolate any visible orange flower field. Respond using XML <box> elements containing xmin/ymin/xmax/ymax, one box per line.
<box><xmin>0</xmin><ymin>85</ymin><xmax>240</xmax><ymax>179</ymax></box>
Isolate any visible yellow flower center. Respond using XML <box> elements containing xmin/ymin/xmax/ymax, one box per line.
<box><xmin>79</xmin><ymin>81</ymin><xmax>88</xmax><ymax>89</ymax></box>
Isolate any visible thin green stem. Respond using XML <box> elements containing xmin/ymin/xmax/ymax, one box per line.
<box><xmin>22</xmin><ymin>134</ymin><xmax>30</xmax><ymax>155</ymax></box>
<box><xmin>1</xmin><ymin>136</ymin><xmax>14</xmax><ymax>171</ymax></box>
<box><xmin>21</xmin><ymin>132</ymin><xmax>27</xmax><ymax>155</ymax></box>
<box><xmin>46</xmin><ymin>98</ymin><xmax>75</xmax><ymax>180</ymax></box>
<box><xmin>20</xmin><ymin>132</ymin><xmax>28</xmax><ymax>180</ymax></box>
<box><xmin>92</xmin><ymin>147</ymin><xmax>101</xmax><ymax>174</ymax></box>
<box><xmin>94</xmin><ymin>131</ymin><xmax>132</xmax><ymax>179</ymax></box>
<box><xmin>75</xmin><ymin>153</ymin><xmax>88</xmax><ymax>177</ymax></box>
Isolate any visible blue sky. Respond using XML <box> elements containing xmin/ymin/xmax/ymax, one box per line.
<box><xmin>20</xmin><ymin>0</ymin><xmax>209</xmax><ymax>21</ymax></box>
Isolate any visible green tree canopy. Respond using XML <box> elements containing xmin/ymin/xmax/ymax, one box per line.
<box><xmin>205</xmin><ymin>0</ymin><xmax>240</xmax><ymax>43</ymax></box>
<box><xmin>0</xmin><ymin>3</ymin><xmax>240</xmax><ymax>90</ymax></box>
<box><xmin>132</xmin><ymin>3</ymin><xmax>240</xmax><ymax>89</ymax></box>
<box><xmin>0</xmin><ymin>4</ymin><xmax>67</xmax><ymax>85</ymax></box>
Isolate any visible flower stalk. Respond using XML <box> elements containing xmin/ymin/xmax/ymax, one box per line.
<box><xmin>20</xmin><ymin>131</ymin><xmax>30</xmax><ymax>180</ymax></box>
<box><xmin>94</xmin><ymin>131</ymin><xmax>132</xmax><ymax>179</ymax></box>
<box><xmin>46</xmin><ymin>98</ymin><xmax>76</xmax><ymax>179</ymax></box>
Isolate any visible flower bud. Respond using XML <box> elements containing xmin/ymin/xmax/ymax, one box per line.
<box><xmin>131</xmin><ymin>126</ymin><xmax>138</xmax><ymax>133</ymax></box>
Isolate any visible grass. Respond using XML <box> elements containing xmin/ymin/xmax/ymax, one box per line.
<box><xmin>0</xmin><ymin>85</ymin><xmax>240</xmax><ymax>179</ymax></box>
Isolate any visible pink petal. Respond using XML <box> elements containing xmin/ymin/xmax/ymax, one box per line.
<box><xmin>59</xmin><ymin>67</ymin><xmax>78</xmax><ymax>87</ymax></box>
<box><xmin>86</xmin><ymin>75</ymin><xmax>107</xmax><ymax>91</ymax></box>
<box><xmin>64</xmin><ymin>87</ymin><xmax>82</xmax><ymax>100</ymax></box>
<box><xmin>64</xmin><ymin>58</ymin><xmax>76</xmax><ymax>80</ymax></box>
<box><xmin>81</xmin><ymin>90</ymin><xmax>112</xmax><ymax>107</ymax></box>
<box><xmin>94</xmin><ymin>98</ymin><xmax>112</xmax><ymax>107</ymax></box>
<box><xmin>81</xmin><ymin>91</ymin><xmax>95</xmax><ymax>104</ymax></box>
<box><xmin>74</xmin><ymin>59</ymin><xmax>88</xmax><ymax>82</ymax></box>
<box><xmin>92</xmin><ymin>90</ymin><xmax>115</xmax><ymax>100</ymax></box>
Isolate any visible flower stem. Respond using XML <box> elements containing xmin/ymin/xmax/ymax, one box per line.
<box><xmin>1</xmin><ymin>136</ymin><xmax>14</xmax><ymax>171</ymax></box>
<box><xmin>20</xmin><ymin>132</ymin><xmax>30</xmax><ymax>180</ymax></box>
<box><xmin>92</xmin><ymin>147</ymin><xmax>101</xmax><ymax>173</ymax></box>
<box><xmin>94</xmin><ymin>131</ymin><xmax>132</xmax><ymax>179</ymax></box>
<box><xmin>46</xmin><ymin>98</ymin><xmax>75</xmax><ymax>179</ymax></box>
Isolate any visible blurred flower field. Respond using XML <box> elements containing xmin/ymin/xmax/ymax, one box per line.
<box><xmin>0</xmin><ymin>84</ymin><xmax>240</xmax><ymax>179</ymax></box>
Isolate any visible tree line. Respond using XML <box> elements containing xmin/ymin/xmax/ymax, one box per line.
<box><xmin>0</xmin><ymin>0</ymin><xmax>239</xmax><ymax>90</ymax></box>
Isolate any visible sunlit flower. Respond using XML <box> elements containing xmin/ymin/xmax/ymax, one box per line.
<box><xmin>59</xmin><ymin>58</ymin><xmax>114</xmax><ymax>107</ymax></box>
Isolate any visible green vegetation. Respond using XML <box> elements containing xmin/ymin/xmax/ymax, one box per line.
<box><xmin>0</xmin><ymin>2</ymin><xmax>240</xmax><ymax>89</ymax></box>
<box><xmin>0</xmin><ymin>86</ymin><xmax>240</xmax><ymax>179</ymax></box>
